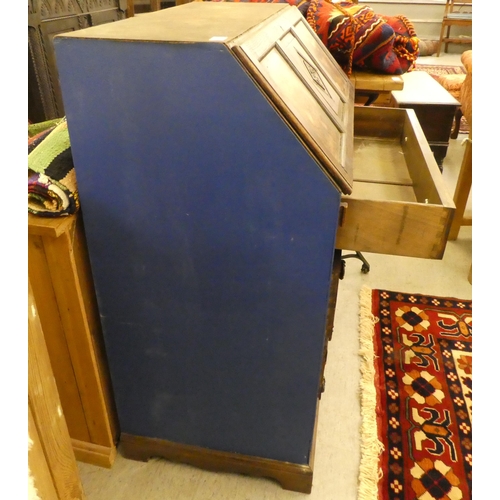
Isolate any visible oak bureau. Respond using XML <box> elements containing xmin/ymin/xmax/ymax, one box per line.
<box><xmin>54</xmin><ymin>3</ymin><xmax>454</xmax><ymax>493</ymax></box>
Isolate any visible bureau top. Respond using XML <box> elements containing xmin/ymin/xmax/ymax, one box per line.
<box><xmin>55</xmin><ymin>2</ymin><xmax>289</xmax><ymax>44</ymax></box>
<box><xmin>54</xmin><ymin>1</ymin><xmax>354</xmax><ymax>194</ymax></box>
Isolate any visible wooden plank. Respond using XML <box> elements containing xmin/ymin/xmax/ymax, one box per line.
<box><xmin>72</xmin><ymin>217</ymin><xmax>119</xmax><ymax>444</ymax></box>
<box><xmin>72</xmin><ymin>439</ymin><xmax>117</xmax><ymax>469</ymax></box>
<box><xmin>28</xmin><ymin>234</ymin><xmax>91</xmax><ymax>442</ymax></box>
<box><xmin>403</xmin><ymin>109</ymin><xmax>455</xmax><ymax>208</ymax></box>
<box><xmin>28</xmin><ymin>404</ymin><xmax>58</xmax><ymax>500</ymax></box>
<box><xmin>121</xmin><ymin>433</ymin><xmax>314</xmax><ymax>493</ymax></box>
<box><xmin>349</xmin><ymin>182</ymin><xmax>416</xmax><ymax>202</ymax></box>
<box><xmin>353</xmin><ymin>137</ymin><xmax>413</xmax><ymax>185</ymax></box>
<box><xmin>126</xmin><ymin>0</ymin><xmax>135</xmax><ymax>17</ymax></box>
<box><xmin>350</xmin><ymin>71</ymin><xmax>404</xmax><ymax>92</ymax></box>
<box><xmin>448</xmin><ymin>137</ymin><xmax>472</xmax><ymax>240</ymax></box>
<box><xmin>28</xmin><ymin>214</ymin><xmax>74</xmax><ymax>238</ymax></box>
<box><xmin>43</xmin><ymin>225</ymin><xmax>116</xmax><ymax>448</ymax></box>
<box><xmin>353</xmin><ymin>106</ymin><xmax>405</xmax><ymax>139</ymax></box>
<box><xmin>28</xmin><ymin>279</ymin><xmax>85</xmax><ymax>500</ymax></box>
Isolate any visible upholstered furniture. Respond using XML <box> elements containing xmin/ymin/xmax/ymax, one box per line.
<box><xmin>458</xmin><ymin>50</ymin><xmax>472</xmax><ymax>129</ymax></box>
<box><xmin>436</xmin><ymin>50</ymin><xmax>472</xmax><ymax>140</ymax></box>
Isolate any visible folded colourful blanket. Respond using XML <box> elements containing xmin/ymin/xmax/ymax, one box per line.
<box><xmin>308</xmin><ymin>1</ymin><xmax>419</xmax><ymax>75</ymax></box>
<box><xmin>28</xmin><ymin>117</ymin><xmax>80</xmax><ymax>217</ymax></box>
<box><xmin>211</xmin><ymin>0</ymin><xmax>419</xmax><ymax>76</ymax></box>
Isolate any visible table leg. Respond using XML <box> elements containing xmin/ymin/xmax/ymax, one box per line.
<box><xmin>448</xmin><ymin>137</ymin><xmax>472</xmax><ymax>240</ymax></box>
<box><xmin>430</xmin><ymin>145</ymin><xmax>447</xmax><ymax>172</ymax></box>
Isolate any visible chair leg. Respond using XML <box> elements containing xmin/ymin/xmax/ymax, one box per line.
<box><xmin>448</xmin><ymin>137</ymin><xmax>472</xmax><ymax>240</ymax></box>
<box><xmin>126</xmin><ymin>0</ymin><xmax>135</xmax><ymax>17</ymax></box>
<box><xmin>445</xmin><ymin>25</ymin><xmax>451</xmax><ymax>54</ymax></box>
<box><xmin>437</xmin><ymin>23</ymin><xmax>447</xmax><ymax>56</ymax></box>
<box><xmin>341</xmin><ymin>251</ymin><xmax>370</xmax><ymax>274</ymax></box>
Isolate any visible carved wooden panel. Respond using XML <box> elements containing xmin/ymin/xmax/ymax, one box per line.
<box><xmin>28</xmin><ymin>0</ymin><xmax>128</xmax><ymax>122</ymax></box>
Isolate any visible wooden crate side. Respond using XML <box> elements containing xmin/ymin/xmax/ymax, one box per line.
<box><xmin>353</xmin><ymin>106</ymin><xmax>405</xmax><ymax>139</ymax></box>
<box><xmin>28</xmin><ymin>234</ymin><xmax>91</xmax><ymax>443</ymax></box>
<box><xmin>42</xmin><ymin>227</ymin><xmax>116</xmax><ymax>448</ymax></box>
<box><xmin>72</xmin><ymin>218</ymin><xmax>119</xmax><ymax>443</ymax></box>
<box><xmin>403</xmin><ymin>110</ymin><xmax>455</xmax><ymax>208</ymax></box>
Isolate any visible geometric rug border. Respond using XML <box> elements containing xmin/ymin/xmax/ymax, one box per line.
<box><xmin>358</xmin><ymin>286</ymin><xmax>472</xmax><ymax>500</ymax></box>
<box><xmin>358</xmin><ymin>285</ymin><xmax>384</xmax><ymax>500</ymax></box>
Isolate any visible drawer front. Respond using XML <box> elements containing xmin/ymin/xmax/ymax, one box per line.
<box><xmin>335</xmin><ymin>107</ymin><xmax>455</xmax><ymax>259</ymax></box>
<box><xmin>336</xmin><ymin>197</ymin><xmax>453</xmax><ymax>259</ymax></box>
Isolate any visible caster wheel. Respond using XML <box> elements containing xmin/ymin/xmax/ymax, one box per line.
<box><xmin>361</xmin><ymin>264</ymin><xmax>370</xmax><ymax>274</ymax></box>
<box><xmin>340</xmin><ymin>260</ymin><xmax>346</xmax><ymax>280</ymax></box>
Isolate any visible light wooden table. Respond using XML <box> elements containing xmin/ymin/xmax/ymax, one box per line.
<box><xmin>350</xmin><ymin>71</ymin><xmax>404</xmax><ymax>106</ymax></box>
<box><xmin>28</xmin><ymin>213</ymin><xmax>119</xmax><ymax>468</ymax></box>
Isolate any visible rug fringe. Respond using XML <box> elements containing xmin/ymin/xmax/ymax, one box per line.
<box><xmin>358</xmin><ymin>285</ymin><xmax>384</xmax><ymax>500</ymax></box>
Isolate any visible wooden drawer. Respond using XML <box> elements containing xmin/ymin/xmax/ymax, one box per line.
<box><xmin>335</xmin><ymin>106</ymin><xmax>455</xmax><ymax>259</ymax></box>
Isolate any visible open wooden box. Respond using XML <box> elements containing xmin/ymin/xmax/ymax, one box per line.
<box><xmin>336</xmin><ymin>106</ymin><xmax>455</xmax><ymax>259</ymax></box>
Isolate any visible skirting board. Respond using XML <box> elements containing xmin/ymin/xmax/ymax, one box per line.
<box><xmin>120</xmin><ymin>433</ymin><xmax>314</xmax><ymax>493</ymax></box>
<box><xmin>72</xmin><ymin>438</ymin><xmax>117</xmax><ymax>469</ymax></box>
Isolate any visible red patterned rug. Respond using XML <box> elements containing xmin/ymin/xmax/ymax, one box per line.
<box><xmin>358</xmin><ymin>287</ymin><xmax>472</xmax><ymax>500</ymax></box>
<box><xmin>414</xmin><ymin>65</ymin><xmax>465</xmax><ymax>78</ymax></box>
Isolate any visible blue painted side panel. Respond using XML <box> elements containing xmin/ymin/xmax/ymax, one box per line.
<box><xmin>55</xmin><ymin>38</ymin><xmax>341</xmax><ymax>464</ymax></box>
